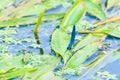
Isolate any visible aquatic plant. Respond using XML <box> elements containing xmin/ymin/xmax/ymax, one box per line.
<box><xmin>0</xmin><ymin>0</ymin><xmax>120</xmax><ymax>80</ymax></box>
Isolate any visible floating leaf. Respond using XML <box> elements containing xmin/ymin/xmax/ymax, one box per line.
<box><xmin>61</xmin><ymin>0</ymin><xmax>86</xmax><ymax>30</ymax></box>
<box><xmin>0</xmin><ymin>68</ymin><xmax>36</xmax><ymax>79</ymax></box>
<box><xmin>99</xmin><ymin>26</ymin><xmax>120</xmax><ymax>38</ymax></box>
<box><xmin>0</xmin><ymin>54</ymin><xmax>60</xmax><ymax>79</ymax></box>
<box><xmin>78</xmin><ymin>49</ymin><xmax>120</xmax><ymax>80</ymax></box>
<box><xmin>85</xmin><ymin>0</ymin><xmax>106</xmax><ymax>20</ymax></box>
<box><xmin>0</xmin><ymin>0</ymin><xmax>68</xmax><ymax>22</ymax></box>
<box><xmin>65</xmin><ymin>40</ymin><xmax>103</xmax><ymax>69</ymax></box>
<box><xmin>51</xmin><ymin>29</ymin><xmax>70</xmax><ymax>58</ymax></box>
<box><xmin>14</xmin><ymin>0</ymin><xmax>68</xmax><ymax>18</ymax></box>
<box><xmin>0</xmin><ymin>13</ymin><xmax>64</xmax><ymax>28</ymax></box>
<box><xmin>73</xmin><ymin>33</ymin><xmax>106</xmax><ymax>51</ymax></box>
<box><xmin>0</xmin><ymin>0</ymin><xmax>16</xmax><ymax>10</ymax></box>
<box><xmin>31</xmin><ymin>71</ymin><xmax>65</xmax><ymax>80</ymax></box>
<box><xmin>0</xmin><ymin>54</ymin><xmax>30</xmax><ymax>73</ymax></box>
<box><xmin>75</xmin><ymin>20</ymin><xmax>96</xmax><ymax>30</ymax></box>
<box><xmin>23</xmin><ymin>56</ymin><xmax>60</xmax><ymax>80</ymax></box>
<box><xmin>77</xmin><ymin>23</ymin><xmax>120</xmax><ymax>38</ymax></box>
<box><xmin>92</xmin><ymin>0</ymin><xmax>102</xmax><ymax>4</ymax></box>
<box><xmin>73</xmin><ymin>0</ymin><xmax>102</xmax><ymax>4</ymax></box>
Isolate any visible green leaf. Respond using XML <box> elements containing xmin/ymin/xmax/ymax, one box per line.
<box><xmin>0</xmin><ymin>68</ymin><xmax>37</xmax><ymax>79</ymax></box>
<box><xmin>32</xmin><ymin>71</ymin><xmax>65</xmax><ymax>80</ymax></box>
<box><xmin>0</xmin><ymin>0</ymin><xmax>16</xmax><ymax>10</ymax></box>
<box><xmin>0</xmin><ymin>0</ymin><xmax>68</xmax><ymax>22</ymax></box>
<box><xmin>23</xmin><ymin>56</ymin><xmax>60</xmax><ymax>80</ymax></box>
<box><xmin>85</xmin><ymin>0</ymin><xmax>106</xmax><ymax>20</ymax></box>
<box><xmin>14</xmin><ymin>0</ymin><xmax>68</xmax><ymax>18</ymax></box>
<box><xmin>73</xmin><ymin>0</ymin><xmax>102</xmax><ymax>4</ymax></box>
<box><xmin>0</xmin><ymin>54</ymin><xmax>30</xmax><ymax>73</ymax></box>
<box><xmin>65</xmin><ymin>40</ymin><xmax>102</xmax><ymax>69</ymax></box>
<box><xmin>78</xmin><ymin>49</ymin><xmax>120</xmax><ymax>80</ymax></box>
<box><xmin>0</xmin><ymin>54</ymin><xmax>61</xmax><ymax>79</ymax></box>
<box><xmin>91</xmin><ymin>24</ymin><xmax>120</xmax><ymax>38</ymax></box>
<box><xmin>73</xmin><ymin>33</ymin><xmax>106</xmax><ymax>51</ymax></box>
<box><xmin>0</xmin><ymin>13</ymin><xmax>64</xmax><ymax>28</ymax></box>
<box><xmin>92</xmin><ymin>0</ymin><xmax>102</xmax><ymax>4</ymax></box>
<box><xmin>51</xmin><ymin>29</ymin><xmax>70</xmax><ymax>58</ymax></box>
<box><xmin>99</xmin><ymin>26</ymin><xmax>120</xmax><ymax>38</ymax></box>
<box><xmin>77</xmin><ymin>23</ymin><xmax>120</xmax><ymax>38</ymax></box>
<box><xmin>61</xmin><ymin>0</ymin><xmax>86</xmax><ymax>30</ymax></box>
<box><xmin>107</xmin><ymin>0</ymin><xmax>120</xmax><ymax>9</ymax></box>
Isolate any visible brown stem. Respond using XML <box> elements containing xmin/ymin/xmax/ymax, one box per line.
<box><xmin>95</xmin><ymin>15</ymin><xmax>120</xmax><ymax>26</ymax></box>
<box><xmin>78</xmin><ymin>15</ymin><xmax>120</xmax><ymax>34</ymax></box>
<box><xmin>33</xmin><ymin>32</ymin><xmax>44</xmax><ymax>55</ymax></box>
<box><xmin>78</xmin><ymin>30</ymin><xmax>102</xmax><ymax>34</ymax></box>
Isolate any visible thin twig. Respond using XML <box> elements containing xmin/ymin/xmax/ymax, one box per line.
<box><xmin>23</xmin><ymin>50</ymin><xmax>26</xmax><ymax>63</ymax></box>
<box><xmin>78</xmin><ymin>15</ymin><xmax>120</xmax><ymax>34</ymax></box>
<box><xmin>78</xmin><ymin>30</ymin><xmax>102</xmax><ymax>34</ymax></box>
<box><xmin>95</xmin><ymin>15</ymin><xmax>120</xmax><ymax>26</ymax></box>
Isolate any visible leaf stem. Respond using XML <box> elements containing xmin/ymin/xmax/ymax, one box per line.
<box><xmin>33</xmin><ymin>10</ymin><xmax>45</xmax><ymax>33</ymax></box>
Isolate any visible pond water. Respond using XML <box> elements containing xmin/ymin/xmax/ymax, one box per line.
<box><xmin>0</xmin><ymin>0</ymin><xmax>120</xmax><ymax>80</ymax></box>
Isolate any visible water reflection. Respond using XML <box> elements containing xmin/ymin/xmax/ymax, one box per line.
<box><xmin>33</xmin><ymin>32</ymin><xmax>44</xmax><ymax>54</ymax></box>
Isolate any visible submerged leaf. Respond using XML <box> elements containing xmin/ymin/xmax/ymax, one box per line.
<box><xmin>85</xmin><ymin>0</ymin><xmax>106</xmax><ymax>20</ymax></box>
